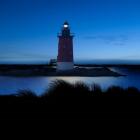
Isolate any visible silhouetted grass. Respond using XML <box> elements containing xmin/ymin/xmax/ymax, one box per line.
<box><xmin>90</xmin><ymin>83</ymin><xmax>102</xmax><ymax>96</ymax></box>
<box><xmin>105</xmin><ymin>86</ymin><xmax>125</xmax><ymax>96</ymax></box>
<box><xmin>0</xmin><ymin>80</ymin><xmax>140</xmax><ymax>99</ymax></box>
<box><xmin>125</xmin><ymin>87</ymin><xmax>140</xmax><ymax>96</ymax></box>
<box><xmin>16</xmin><ymin>90</ymin><xmax>37</xmax><ymax>98</ymax></box>
<box><xmin>0</xmin><ymin>80</ymin><xmax>140</xmax><ymax>113</ymax></box>
<box><xmin>0</xmin><ymin>80</ymin><xmax>139</xmax><ymax>120</ymax></box>
<box><xmin>42</xmin><ymin>80</ymin><xmax>140</xmax><ymax>97</ymax></box>
<box><xmin>45</xmin><ymin>80</ymin><xmax>90</xmax><ymax>97</ymax></box>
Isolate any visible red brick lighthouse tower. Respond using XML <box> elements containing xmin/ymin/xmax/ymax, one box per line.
<box><xmin>57</xmin><ymin>22</ymin><xmax>74</xmax><ymax>70</ymax></box>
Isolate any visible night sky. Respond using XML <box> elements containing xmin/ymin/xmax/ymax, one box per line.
<box><xmin>0</xmin><ymin>0</ymin><xmax>140</xmax><ymax>64</ymax></box>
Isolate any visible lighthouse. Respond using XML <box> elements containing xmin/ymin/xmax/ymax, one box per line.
<box><xmin>57</xmin><ymin>22</ymin><xmax>74</xmax><ymax>70</ymax></box>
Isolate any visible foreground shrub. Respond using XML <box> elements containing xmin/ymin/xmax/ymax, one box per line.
<box><xmin>44</xmin><ymin>80</ymin><xmax>90</xmax><ymax>97</ymax></box>
<box><xmin>90</xmin><ymin>84</ymin><xmax>102</xmax><ymax>96</ymax></box>
<box><xmin>16</xmin><ymin>90</ymin><xmax>37</xmax><ymax>98</ymax></box>
<box><xmin>44</xmin><ymin>80</ymin><xmax>74</xmax><ymax>96</ymax></box>
<box><xmin>125</xmin><ymin>87</ymin><xmax>140</xmax><ymax>96</ymax></box>
<box><xmin>106</xmin><ymin>86</ymin><xmax>125</xmax><ymax>96</ymax></box>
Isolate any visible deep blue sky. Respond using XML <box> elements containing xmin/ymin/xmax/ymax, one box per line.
<box><xmin>0</xmin><ymin>0</ymin><xmax>140</xmax><ymax>63</ymax></box>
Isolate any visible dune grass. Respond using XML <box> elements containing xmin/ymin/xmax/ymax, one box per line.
<box><xmin>0</xmin><ymin>80</ymin><xmax>139</xmax><ymax>113</ymax></box>
<box><xmin>1</xmin><ymin>80</ymin><xmax>139</xmax><ymax>98</ymax></box>
<box><xmin>0</xmin><ymin>80</ymin><xmax>139</xmax><ymax>106</ymax></box>
<box><xmin>42</xmin><ymin>80</ymin><xmax>140</xmax><ymax>97</ymax></box>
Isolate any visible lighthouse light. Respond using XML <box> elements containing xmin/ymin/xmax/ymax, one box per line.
<box><xmin>64</xmin><ymin>24</ymin><xmax>68</xmax><ymax>28</ymax></box>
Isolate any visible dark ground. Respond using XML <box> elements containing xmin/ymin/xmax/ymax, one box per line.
<box><xmin>0</xmin><ymin>96</ymin><xmax>140</xmax><ymax>120</ymax></box>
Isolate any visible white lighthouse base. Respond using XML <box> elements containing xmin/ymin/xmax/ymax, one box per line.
<box><xmin>57</xmin><ymin>62</ymin><xmax>74</xmax><ymax>71</ymax></box>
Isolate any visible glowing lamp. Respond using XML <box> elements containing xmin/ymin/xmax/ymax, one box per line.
<box><xmin>64</xmin><ymin>24</ymin><xmax>68</xmax><ymax>28</ymax></box>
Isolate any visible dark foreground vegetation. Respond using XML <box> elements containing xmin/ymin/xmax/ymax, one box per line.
<box><xmin>0</xmin><ymin>80</ymin><xmax>140</xmax><ymax>119</ymax></box>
